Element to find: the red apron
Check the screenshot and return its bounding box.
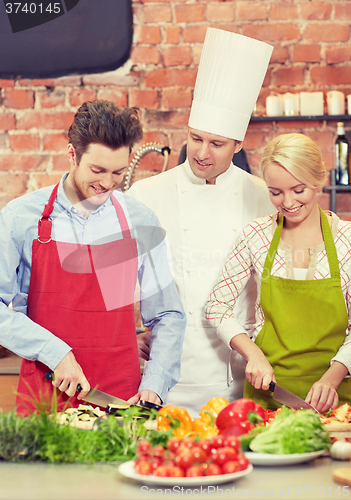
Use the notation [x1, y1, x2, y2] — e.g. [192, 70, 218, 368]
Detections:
[16, 183, 141, 414]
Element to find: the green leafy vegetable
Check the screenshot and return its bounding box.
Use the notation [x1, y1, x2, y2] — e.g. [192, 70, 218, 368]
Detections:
[0, 406, 168, 463]
[249, 407, 331, 454]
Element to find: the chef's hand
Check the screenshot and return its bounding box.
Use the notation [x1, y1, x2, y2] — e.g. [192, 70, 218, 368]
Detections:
[245, 352, 276, 391]
[53, 351, 90, 399]
[128, 390, 161, 406]
[305, 381, 339, 413]
[230, 332, 275, 391]
[137, 331, 151, 361]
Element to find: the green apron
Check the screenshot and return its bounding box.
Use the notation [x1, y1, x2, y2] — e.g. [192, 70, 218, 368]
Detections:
[244, 208, 351, 409]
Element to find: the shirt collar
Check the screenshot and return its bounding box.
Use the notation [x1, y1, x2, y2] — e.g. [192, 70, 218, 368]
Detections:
[183, 160, 236, 186]
[56, 172, 114, 216]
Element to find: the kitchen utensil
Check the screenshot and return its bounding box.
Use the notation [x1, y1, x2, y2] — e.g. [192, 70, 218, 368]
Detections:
[269, 381, 319, 413]
[44, 372, 162, 411]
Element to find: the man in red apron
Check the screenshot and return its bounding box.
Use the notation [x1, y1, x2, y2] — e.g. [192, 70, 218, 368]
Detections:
[0, 100, 186, 414]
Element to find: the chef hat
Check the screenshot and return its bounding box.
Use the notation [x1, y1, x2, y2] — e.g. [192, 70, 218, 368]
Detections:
[188, 28, 273, 141]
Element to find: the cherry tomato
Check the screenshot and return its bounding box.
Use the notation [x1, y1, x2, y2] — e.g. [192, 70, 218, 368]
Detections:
[182, 438, 197, 449]
[153, 465, 171, 477]
[212, 446, 238, 465]
[175, 453, 194, 470]
[149, 457, 163, 472]
[237, 454, 251, 470]
[167, 437, 181, 453]
[137, 440, 151, 454]
[206, 463, 223, 476]
[152, 445, 165, 457]
[208, 436, 226, 449]
[168, 465, 185, 477]
[222, 460, 241, 474]
[191, 446, 208, 463]
[135, 460, 151, 475]
[199, 441, 212, 456]
[223, 436, 241, 453]
[186, 465, 205, 477]
[176, 444, 193, 457]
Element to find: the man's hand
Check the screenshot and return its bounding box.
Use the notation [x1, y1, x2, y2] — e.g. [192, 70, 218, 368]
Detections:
[128, 390, 161, 406]
[137, 331, 151, 361]
[53, 351, 90, 399]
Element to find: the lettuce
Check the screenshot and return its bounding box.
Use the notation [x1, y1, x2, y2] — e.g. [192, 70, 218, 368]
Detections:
[249, 407, 331, 454]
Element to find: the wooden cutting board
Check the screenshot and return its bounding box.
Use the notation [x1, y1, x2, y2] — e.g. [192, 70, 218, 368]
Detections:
[333, 468, 351, 486]
[323, 417, 351, 432]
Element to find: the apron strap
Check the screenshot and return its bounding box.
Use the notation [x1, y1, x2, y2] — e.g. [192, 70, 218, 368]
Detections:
[111, 194, 133, 239]
[38, 183, 59, 243]
[262, 207, 342, 287]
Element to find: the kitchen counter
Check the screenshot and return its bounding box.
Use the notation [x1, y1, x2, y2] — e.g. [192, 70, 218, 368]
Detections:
[0, 457, 350, 500]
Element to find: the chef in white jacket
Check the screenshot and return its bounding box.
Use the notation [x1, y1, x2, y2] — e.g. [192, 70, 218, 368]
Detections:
[128, 28, 274, 416]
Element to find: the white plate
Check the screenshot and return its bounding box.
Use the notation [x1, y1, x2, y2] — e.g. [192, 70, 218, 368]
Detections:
[118, 461, 253, 486]
[244, 449, 326, 466]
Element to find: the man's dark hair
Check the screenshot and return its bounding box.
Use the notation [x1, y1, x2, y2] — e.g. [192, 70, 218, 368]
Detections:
[68, 100, 143, 164]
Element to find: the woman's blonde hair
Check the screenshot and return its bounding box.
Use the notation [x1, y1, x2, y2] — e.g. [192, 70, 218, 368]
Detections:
[261, 133, 326, 188]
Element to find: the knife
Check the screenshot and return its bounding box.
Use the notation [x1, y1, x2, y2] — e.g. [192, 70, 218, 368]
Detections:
[44, 372, 162, 411]
[269, 381, 319, 413]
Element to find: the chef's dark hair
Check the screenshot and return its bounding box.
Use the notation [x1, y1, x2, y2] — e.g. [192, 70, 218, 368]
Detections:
[68, 100, 143, 165]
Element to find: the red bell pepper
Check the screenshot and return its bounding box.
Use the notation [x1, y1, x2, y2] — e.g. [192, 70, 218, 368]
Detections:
[216, 398, 266, 437]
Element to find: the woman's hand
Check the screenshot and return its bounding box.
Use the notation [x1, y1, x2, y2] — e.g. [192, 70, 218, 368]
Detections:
[305, 381, 339, 413]
[230, 333, 275, 391]
[245, 353, 276, 391]
[306, 361, 348, 413]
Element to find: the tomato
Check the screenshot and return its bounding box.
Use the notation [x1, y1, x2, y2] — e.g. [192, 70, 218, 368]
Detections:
[176, 444, 194, 457]
[152, 445, 165, 457]
[153, 465, 171, 477]
[149, 457, 163, 472]
[222, 436, 241, 453]
[135, 460, 151, 475]
[175, 453, 194, 470]
[186, 465, 205, 477]
[137, 440, 151, 454]
[167, 437, 181, 453]
[212, 446, 238, 465]
[182, 438, 197, 449]
[206, 463, 223, 476]
[199, 441, 212, 456]
[168, 465, 185, 478]
[222, 460, 241, 474]
[191, 446, 208, 463]
[237, 454, 251, 470]
[208, 436, 226, 449]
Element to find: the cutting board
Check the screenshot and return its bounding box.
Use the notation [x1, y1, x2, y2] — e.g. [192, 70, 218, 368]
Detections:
[333, 468, 351, 486]
[323, 417, 351, 433]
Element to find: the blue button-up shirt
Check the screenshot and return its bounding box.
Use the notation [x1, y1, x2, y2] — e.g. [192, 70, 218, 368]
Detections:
[0, 174, 186, 402]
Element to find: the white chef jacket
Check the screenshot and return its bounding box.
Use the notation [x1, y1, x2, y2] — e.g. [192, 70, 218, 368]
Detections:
[127, 160, 274, 416]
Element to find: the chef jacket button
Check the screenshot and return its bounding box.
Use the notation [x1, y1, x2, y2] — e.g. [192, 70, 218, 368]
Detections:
[183, 227, 189, 231]
[188, 310, 194, 314]
[232, 228, 237, 232]
[181, 189, 187, 194]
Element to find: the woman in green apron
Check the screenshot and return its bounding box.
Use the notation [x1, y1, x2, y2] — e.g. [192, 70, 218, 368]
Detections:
[206, 133, 351, 413]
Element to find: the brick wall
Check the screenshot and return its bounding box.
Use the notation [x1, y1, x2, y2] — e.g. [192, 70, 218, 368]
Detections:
[1, 0, 351, 217]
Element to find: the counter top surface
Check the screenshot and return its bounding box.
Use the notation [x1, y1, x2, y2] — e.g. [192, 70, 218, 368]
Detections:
[0, 457, 350, 500]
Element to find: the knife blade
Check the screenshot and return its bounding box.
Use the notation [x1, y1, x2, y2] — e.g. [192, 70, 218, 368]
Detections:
[44, 371, 162, 411]
[269, 381, 319, 413]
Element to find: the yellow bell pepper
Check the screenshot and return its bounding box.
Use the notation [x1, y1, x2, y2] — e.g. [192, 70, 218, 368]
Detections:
[192, 397, 229, 440]
[157, 405, 193, 439]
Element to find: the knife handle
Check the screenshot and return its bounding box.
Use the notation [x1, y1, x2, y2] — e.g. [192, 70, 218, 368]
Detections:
[45, 371, 82, 392]
[269, 381, 275, 392]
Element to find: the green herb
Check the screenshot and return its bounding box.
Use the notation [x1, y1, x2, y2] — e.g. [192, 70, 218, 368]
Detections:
[0, 406, 164, 463]
[249, 407, 331, 454]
